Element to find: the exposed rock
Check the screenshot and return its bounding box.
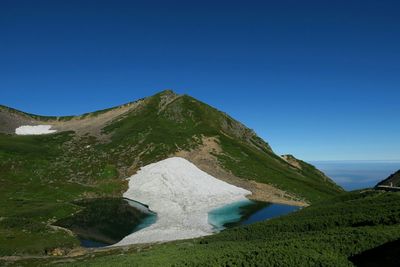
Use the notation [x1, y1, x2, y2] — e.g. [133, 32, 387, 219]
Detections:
[281, 154, 302, 169]
[49, 248, 66, 256]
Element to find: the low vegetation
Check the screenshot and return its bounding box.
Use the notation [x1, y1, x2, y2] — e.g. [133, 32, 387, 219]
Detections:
[6, 190, 399, 266]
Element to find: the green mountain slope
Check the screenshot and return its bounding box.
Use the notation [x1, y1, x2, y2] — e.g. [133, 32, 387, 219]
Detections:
[0, 90, 343, 256]
[376, 170, 400, 188]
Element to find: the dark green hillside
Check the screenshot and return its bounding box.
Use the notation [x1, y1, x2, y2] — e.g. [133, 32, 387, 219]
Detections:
[376, 170, 400, 188]
[349, 238, 400, 267]
[11, 190, 400, 266]
[0, 90, 343, 256]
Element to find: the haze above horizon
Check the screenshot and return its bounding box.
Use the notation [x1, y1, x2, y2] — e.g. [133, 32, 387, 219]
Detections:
[1, 0, 399, 161]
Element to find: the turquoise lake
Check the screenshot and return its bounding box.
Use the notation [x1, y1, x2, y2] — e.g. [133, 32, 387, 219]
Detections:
[71, 198, 299, 248]
[208, 199, 300, 231]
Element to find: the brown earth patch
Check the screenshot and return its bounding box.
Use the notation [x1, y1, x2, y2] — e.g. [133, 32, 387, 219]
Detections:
[175, 136, 308, 207]
[281, 155, 302, 170]
[0, 98, 146, 139]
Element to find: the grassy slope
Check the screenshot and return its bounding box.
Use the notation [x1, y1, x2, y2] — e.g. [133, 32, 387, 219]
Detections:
[376, 170, 400, 187]
[0, 132, 80, 255]
[0, 91, 342, 256]
[11, 190, 400, 266]
[103, 92, 343, 202]
[0, 132, 126, 255]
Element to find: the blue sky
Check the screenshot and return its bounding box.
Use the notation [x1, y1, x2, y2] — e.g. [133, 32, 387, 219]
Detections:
[1, 0, 399, 161]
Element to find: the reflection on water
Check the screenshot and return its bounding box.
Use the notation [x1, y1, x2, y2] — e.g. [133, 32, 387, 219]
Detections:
[241, 203, 300, 225]
[79, 239, 108, 248]
[208, 199, 300, 231]
[55, 198, 157, 248]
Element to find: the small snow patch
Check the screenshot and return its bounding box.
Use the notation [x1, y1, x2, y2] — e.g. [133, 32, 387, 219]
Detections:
[15, 125, 57, 135]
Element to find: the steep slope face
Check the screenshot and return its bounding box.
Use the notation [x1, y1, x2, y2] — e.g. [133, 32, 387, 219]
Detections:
[281, 154, 340, 190]
[376, 170, 400, 187]
[0, 90, 343, 255]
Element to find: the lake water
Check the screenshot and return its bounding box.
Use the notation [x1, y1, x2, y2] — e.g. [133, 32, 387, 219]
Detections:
[310, 161, 400, 191]
[55, 198, 157, 248]
[208, 199, 300, 231]
[62, 198, 299, 248]
[208, 160, 400, 230]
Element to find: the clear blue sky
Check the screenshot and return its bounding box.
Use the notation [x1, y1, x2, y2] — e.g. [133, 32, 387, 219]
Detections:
[1, 0, 399, 161]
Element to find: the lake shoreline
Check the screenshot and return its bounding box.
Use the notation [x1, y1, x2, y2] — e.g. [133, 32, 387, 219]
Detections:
[113, 157, 251, 246]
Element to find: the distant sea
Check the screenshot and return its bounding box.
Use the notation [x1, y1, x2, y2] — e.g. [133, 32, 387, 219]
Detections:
[309, 161, 400, 191]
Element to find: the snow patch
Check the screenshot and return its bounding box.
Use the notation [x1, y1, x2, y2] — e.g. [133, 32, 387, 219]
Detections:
[15, 125, 57, 135]
[114, 157, 251, 246]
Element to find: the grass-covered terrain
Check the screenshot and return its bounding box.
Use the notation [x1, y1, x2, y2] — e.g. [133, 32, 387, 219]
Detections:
[6, 190, 400, 266]
[0, 135, 126, 255]
[0, 90, 343, 257]
[376, 169, 400, 187]
[216, 136, 341, 201]
[349, 238, 400, 266]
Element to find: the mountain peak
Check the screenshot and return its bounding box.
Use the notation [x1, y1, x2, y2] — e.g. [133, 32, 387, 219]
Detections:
[157, 89, 178, 97]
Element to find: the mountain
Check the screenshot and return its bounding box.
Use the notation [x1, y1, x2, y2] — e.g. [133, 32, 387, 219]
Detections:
[0, 90, 343, 255]
[376, 170, 400, 188]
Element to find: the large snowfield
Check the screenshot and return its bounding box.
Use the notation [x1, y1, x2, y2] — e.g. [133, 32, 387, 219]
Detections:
[114, 157, 251, 246]
[15, 125, 57, 135]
